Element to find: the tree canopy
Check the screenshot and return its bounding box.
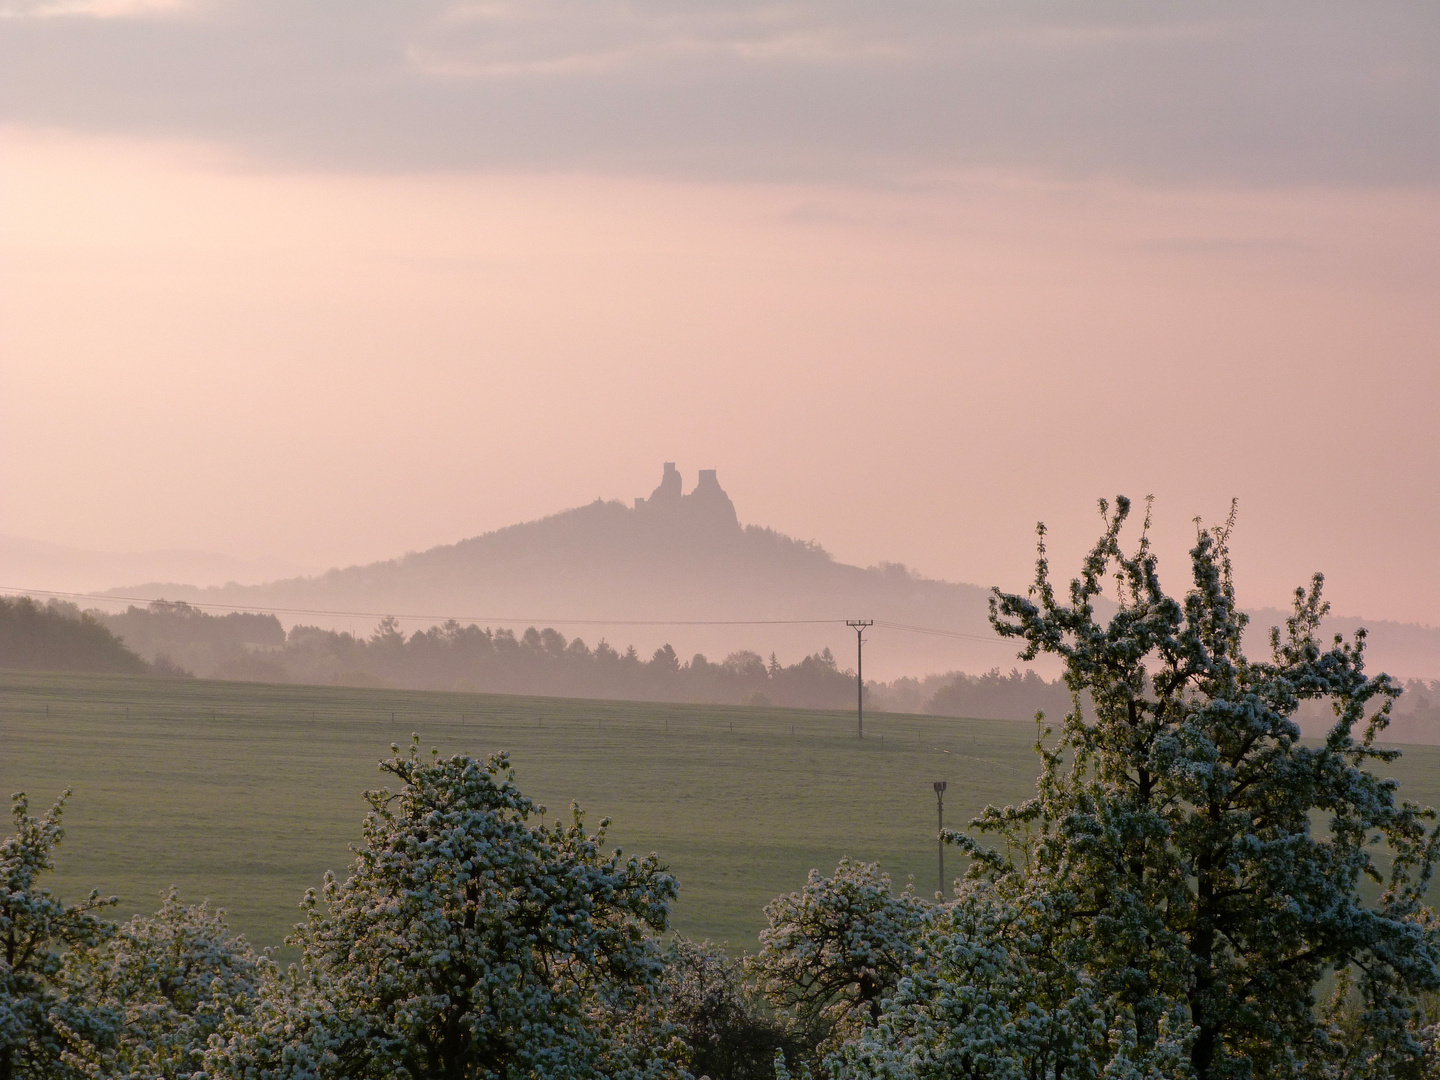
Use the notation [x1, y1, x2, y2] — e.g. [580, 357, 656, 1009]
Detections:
[0, 597, 147, 677]
[750, 860, 928, 1056]
[204, 741, 683, 1080]
[842, 497, 1440, 1080]
[0, 792, 115, 1080]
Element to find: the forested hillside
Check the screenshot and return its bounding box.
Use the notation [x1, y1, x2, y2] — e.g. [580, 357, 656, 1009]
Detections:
[101, 599, 286, 676]
[0, 595, 149, 675]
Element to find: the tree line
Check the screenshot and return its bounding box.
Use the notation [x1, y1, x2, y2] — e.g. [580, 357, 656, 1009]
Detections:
[96, 602, 864, 709]
[23, 597, 1078, 717]
[7, 594, 1440, 736]
[7, 501, 1440, 1078]
[0, 596, 149, 677]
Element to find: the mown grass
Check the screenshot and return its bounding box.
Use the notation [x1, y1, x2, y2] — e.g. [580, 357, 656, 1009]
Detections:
[4, 671, 1438, 957]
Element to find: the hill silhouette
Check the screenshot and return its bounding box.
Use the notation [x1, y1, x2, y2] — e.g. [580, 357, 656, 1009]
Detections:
[105, 465, 1006, 679]
[103, 464, 1440, 683]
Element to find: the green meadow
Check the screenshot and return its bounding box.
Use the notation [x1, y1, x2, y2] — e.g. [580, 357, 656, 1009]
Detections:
[4, 671, 1439, 956]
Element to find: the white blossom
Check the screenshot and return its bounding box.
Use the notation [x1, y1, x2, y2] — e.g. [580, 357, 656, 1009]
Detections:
[749, 859, 929, 1055]
[58, 889, 262, 1079]
[0, 791, 115, 1080]
[204, 738, 684, 1080]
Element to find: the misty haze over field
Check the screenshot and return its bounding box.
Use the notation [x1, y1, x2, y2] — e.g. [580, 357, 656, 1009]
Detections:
[3, 464, 1428, 685]
[88, 464, 1008, 681]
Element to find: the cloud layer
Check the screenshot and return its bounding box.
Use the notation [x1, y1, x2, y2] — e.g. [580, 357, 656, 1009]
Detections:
[2, 0, 1437, 183]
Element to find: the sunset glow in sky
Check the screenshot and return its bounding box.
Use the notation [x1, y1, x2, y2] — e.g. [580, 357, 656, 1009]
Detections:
[2, 2, 1438, 627]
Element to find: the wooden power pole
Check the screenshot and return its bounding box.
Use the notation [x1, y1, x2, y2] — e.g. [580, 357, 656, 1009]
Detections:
[846, 620, 873, 739]
[934, 780, 948, 897]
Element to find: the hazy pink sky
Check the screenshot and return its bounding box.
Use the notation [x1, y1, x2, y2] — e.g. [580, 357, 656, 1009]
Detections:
[2, 3, 1438, 628]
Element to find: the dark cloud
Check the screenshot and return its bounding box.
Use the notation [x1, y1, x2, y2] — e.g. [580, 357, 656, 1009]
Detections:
[2, 0, 1437, 184]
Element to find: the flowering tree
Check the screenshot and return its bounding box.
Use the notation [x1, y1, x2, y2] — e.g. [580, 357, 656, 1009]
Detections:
[748, 859, 929, 1055]
[835, 886, 1193, 1080]
[206, 740, 684, 1080]
[0, 791, 115, 1080]
[57, 889, 261, 1080]
[917, 498, 1439, 1079]
[659, 938, 799, 1080]
[835, 500, 1440, 1079]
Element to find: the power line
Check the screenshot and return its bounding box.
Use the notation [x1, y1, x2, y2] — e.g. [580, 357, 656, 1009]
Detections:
[0, 586, 838, 627]
[874, 619, 1009, 645]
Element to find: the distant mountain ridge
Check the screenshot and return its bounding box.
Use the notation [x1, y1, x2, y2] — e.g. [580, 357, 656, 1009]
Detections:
[102, 465, 1440, 681]
[0, 533, 312, 593]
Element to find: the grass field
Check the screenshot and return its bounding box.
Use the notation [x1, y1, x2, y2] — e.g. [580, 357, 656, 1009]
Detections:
[5, 671, 1440, 958]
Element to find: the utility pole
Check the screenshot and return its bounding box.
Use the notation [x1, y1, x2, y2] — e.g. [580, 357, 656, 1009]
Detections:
[846, 620, 873, 739]
[933, 780, 948, 897]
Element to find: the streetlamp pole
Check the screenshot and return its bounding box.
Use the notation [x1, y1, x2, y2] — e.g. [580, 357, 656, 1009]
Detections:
[846, 620, 873, 739]
[933, 780, 948, 898]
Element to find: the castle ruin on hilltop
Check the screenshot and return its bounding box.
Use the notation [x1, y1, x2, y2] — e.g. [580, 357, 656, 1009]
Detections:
[633, 463, 741, 534]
